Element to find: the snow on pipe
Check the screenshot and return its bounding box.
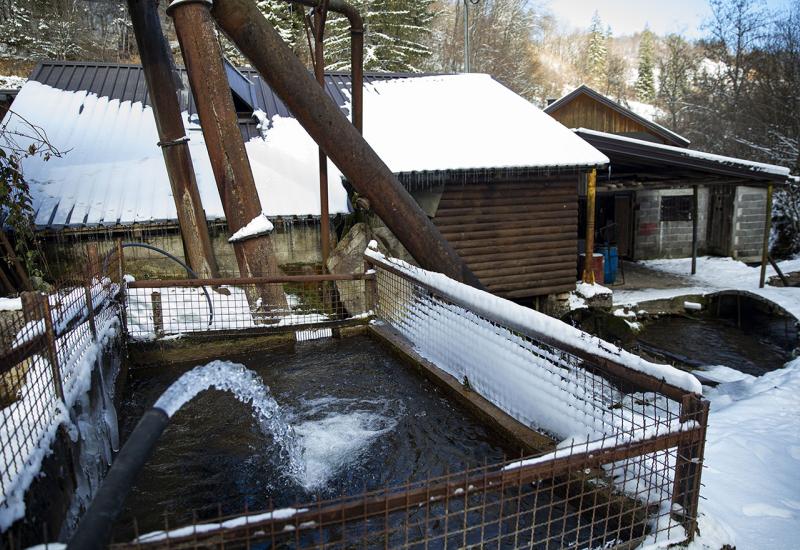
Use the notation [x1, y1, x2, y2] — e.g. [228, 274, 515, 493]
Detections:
[67, 408, 170, 550]
[102, 242, 214, 328]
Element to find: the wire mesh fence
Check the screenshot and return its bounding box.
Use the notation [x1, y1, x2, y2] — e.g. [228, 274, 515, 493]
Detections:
[125, 273, 374, 341]
[0, 246, 123, 527]
[99, 251, 707, 549]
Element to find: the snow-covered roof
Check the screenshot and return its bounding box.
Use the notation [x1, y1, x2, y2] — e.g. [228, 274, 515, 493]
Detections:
[4, 62, 607, 231]
[575, 128, 791, 180]
[362, 74, 609, 173]
[545, 85, 691, 148]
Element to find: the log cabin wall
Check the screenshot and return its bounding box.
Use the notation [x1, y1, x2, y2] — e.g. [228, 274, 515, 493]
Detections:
[431, 173, 580, 300]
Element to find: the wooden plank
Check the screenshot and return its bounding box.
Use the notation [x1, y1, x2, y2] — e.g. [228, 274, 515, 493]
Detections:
[485, 270, 577, 291]
[474, 260, 576, 280]
[453, 232, 577, 252]
[438, 192, 576, 207]
[434, 211, 576, 231]
[436, 201, 576, 218]
[460, 242, 578, 261]
[502, 283, 576, 299]
[442, 180, 576, 194]
[434, 208, 578, 227]
[444, 225, 577, 245]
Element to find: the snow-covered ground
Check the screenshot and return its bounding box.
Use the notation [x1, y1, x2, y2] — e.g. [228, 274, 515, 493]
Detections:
[614, 255, 800, 320]
[611, 256, 800, 549]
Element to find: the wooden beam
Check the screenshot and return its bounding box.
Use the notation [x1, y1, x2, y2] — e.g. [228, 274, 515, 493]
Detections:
[582, 169, 597, 283]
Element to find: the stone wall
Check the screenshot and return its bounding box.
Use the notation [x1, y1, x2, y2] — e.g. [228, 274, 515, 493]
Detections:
[732, 186, 767, 262]
[633, 187, 709, 260]
[42, 220, 334, 279]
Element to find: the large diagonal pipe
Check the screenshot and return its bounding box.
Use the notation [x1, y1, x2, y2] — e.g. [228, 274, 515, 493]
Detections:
[211, 0, 481, 287]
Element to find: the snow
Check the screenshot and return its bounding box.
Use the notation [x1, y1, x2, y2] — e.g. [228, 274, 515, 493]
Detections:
[567, 282, 612, 310]
[361, 74, 609, 172]
[575, 128, 791, 177]
[135, 507, 308, 543]
[0, 75, 26, 90]
[614, 256, 800, 321]
[227, 212, 274, 242]
[684, 358, 800, 550]
[2, 81, 349, 230]
[367, 245, 701, 395]
[0, 297, 21, 311]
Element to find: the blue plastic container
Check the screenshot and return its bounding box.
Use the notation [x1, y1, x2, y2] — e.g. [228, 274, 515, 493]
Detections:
[601, 246, 618, 284]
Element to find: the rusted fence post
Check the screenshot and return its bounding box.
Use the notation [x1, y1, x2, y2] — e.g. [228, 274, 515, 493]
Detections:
[582, 169, 597, 284]
[38, 293, 65, 402]
[759, 184, 774, 288]
[116, 238, 129, 335]
[671, 393, 710, 540]
[87, 243, 100, 279]
[84, 283, 98, 341]
[313, 3, 331, 269]
[151, 291, 164, 339]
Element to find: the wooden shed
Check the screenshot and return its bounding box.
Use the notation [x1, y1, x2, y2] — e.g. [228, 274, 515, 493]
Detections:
[545, 85, 690, 147]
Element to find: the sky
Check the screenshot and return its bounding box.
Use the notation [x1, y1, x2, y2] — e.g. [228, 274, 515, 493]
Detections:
[544, 0, 794, 37]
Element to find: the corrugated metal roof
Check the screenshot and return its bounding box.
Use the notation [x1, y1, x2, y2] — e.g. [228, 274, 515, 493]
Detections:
[29, 60, 406, 141]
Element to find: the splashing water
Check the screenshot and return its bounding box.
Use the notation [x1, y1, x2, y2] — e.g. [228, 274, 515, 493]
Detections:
[153, 361, 305, 481]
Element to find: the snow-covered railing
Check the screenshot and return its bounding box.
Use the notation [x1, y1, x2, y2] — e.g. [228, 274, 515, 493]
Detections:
[0, 277, 122, 530]
[365, 244, 709, 547]
[124, 273, 375, 341]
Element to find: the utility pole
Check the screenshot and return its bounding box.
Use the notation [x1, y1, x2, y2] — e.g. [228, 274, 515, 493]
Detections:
[463, 0, 479, 73]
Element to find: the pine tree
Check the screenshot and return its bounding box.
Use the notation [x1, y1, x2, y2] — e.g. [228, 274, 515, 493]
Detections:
[585, 12, 607, 88]
[324, 0, 435, 73]
[635, 27, 656, 102]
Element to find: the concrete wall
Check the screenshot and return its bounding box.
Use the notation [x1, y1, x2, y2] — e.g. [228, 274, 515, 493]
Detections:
[732, 186, 767, 262]
[634, 187, 709, 260]
[43, 220, 334, 279]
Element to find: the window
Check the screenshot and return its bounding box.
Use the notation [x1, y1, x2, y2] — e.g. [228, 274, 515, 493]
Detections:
[660, 195, 692, 222]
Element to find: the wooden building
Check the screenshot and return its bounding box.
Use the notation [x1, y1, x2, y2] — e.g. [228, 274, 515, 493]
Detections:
[545, 86, 790, 268]
[4, 63, 608, 301]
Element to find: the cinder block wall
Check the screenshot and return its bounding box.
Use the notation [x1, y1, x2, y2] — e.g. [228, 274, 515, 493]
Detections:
[732, 186, 767, 262]
[633, 188, 709, 260]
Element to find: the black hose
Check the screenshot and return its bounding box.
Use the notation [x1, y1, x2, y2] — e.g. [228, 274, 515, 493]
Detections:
[67, 408, 171, 550]
[103, 242, 214, 328]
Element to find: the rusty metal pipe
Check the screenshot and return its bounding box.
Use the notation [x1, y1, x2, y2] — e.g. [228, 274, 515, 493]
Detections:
[287, 0, 363, 133]
[168, 0, 286, 309]
[313, 4, 331, 267]
[211, 0, 480, 287]
[126, 0, 219, 279]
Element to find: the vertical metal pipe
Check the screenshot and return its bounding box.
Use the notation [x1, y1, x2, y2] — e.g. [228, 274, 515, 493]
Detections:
[211, 0, 481, 287]
[168, 0, 286, 307]
[314, 5, 331, 268]
[582, 169, 597, 284]
[126, 0, 219, 279]
[691, 185, 698, 275]
[759, 184, 773, 288]
[463, 0, 469, 73]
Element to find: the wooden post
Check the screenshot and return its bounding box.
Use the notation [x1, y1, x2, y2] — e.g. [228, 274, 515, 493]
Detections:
[87, 243, 100, 278]
[582, 169, 597, 284]
[84, 284, 98, 341]
[759, 184, 774, 288]
[691, 185, 699, 275]
[116, 239, 128, 335]
[39, 293, 65, 402]
[364, 259, 377, 313]
[671, 394, 710, 540]
[151, 291, 164, 339]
